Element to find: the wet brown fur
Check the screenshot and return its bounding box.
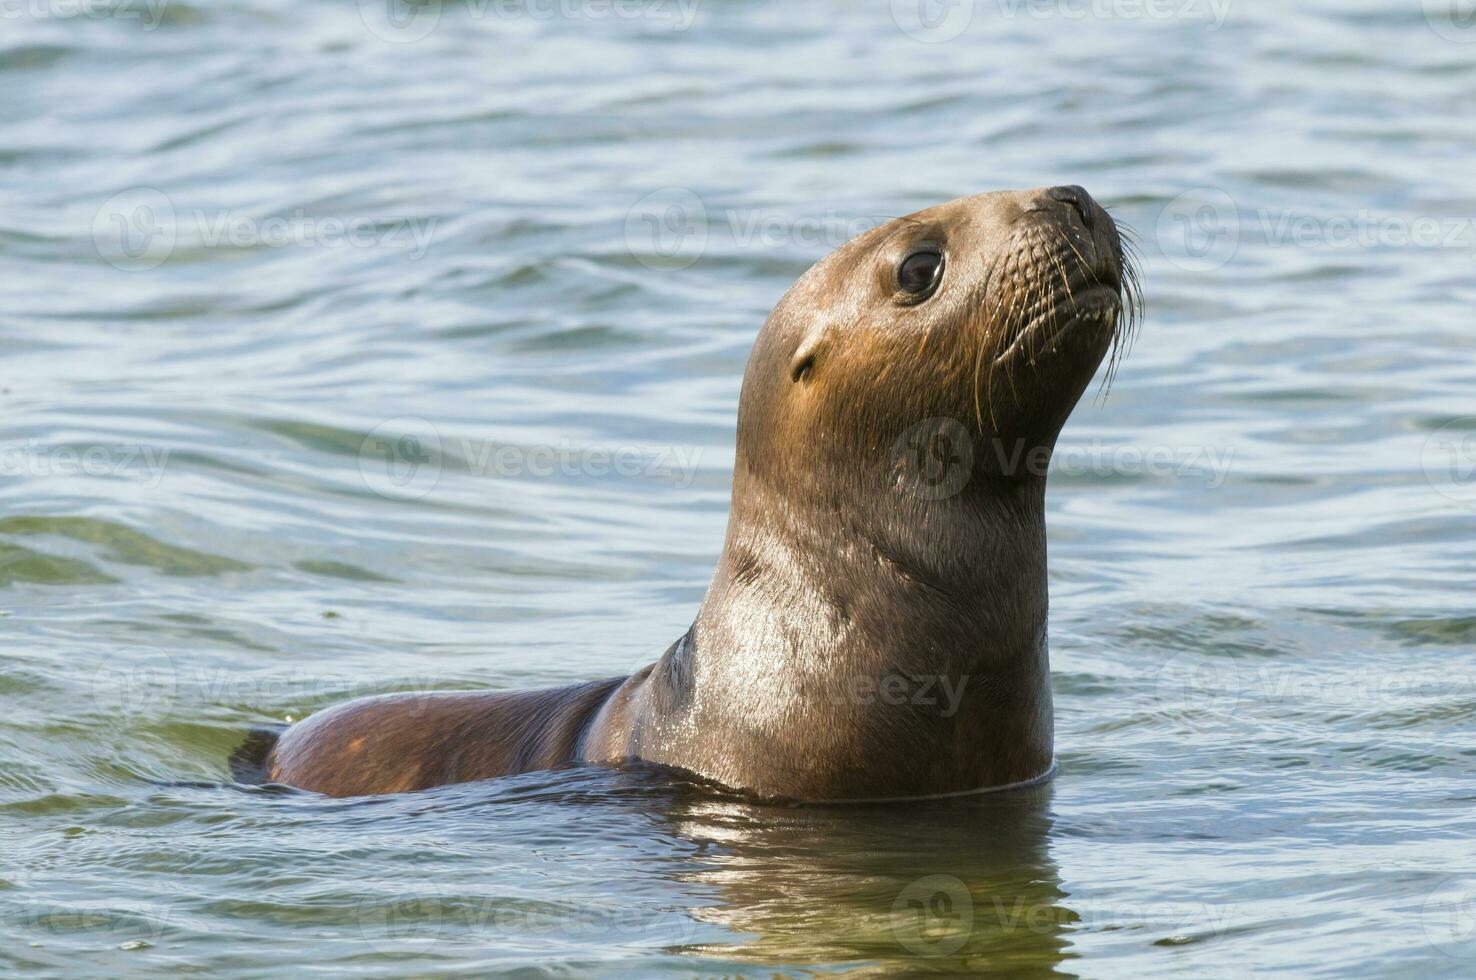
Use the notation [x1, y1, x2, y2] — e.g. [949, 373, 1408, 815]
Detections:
[260, 187, 1139, 800]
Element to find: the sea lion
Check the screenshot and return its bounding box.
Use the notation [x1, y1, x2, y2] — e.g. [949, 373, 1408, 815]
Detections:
[259, 185, 1138, 800]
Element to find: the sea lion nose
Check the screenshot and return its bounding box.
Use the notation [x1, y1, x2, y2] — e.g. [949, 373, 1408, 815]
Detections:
[1015, 185, 1123, 291]
[1044, 185, 1096, 230]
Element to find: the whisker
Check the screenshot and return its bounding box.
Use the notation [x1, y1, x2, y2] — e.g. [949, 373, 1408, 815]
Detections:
[1093, 220, 1144, 403]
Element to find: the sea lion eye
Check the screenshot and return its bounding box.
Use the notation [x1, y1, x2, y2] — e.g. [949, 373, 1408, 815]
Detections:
[897, 249, 944, 297]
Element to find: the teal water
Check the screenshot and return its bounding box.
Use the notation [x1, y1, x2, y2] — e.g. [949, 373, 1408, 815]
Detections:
[4, 1, 1476, 975]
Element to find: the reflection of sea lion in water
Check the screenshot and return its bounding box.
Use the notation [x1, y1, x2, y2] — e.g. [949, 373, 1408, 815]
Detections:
[663, 787, 1071, 970]
[259, 186, 1138, 800]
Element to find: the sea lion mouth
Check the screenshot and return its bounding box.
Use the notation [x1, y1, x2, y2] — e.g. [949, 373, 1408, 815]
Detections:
[984, 245, 1134, 364]
[1094, 259, 1124, 294]
[969, 201, 1141, 426]
[992, 283, 1122, 368]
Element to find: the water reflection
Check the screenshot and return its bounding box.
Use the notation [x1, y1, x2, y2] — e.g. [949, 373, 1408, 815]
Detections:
[659, 782, 1074, 976]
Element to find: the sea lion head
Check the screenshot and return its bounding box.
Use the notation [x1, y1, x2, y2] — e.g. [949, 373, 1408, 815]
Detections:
[735, 186, 1139, 503]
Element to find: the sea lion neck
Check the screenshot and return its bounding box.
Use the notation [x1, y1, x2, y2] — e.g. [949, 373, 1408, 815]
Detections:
[700, 465, 1051, 670]
[634, 470, 1055, 800]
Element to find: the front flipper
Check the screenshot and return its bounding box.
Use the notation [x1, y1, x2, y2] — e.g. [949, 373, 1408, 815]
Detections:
[265, 678, 627, 797]
[228, 725, 286, 785]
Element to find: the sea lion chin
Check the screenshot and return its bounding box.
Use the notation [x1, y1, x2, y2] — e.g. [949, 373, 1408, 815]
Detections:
[257, 186, 1139, 801]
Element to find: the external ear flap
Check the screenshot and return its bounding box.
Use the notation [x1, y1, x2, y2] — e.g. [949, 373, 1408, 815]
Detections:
[789, 336, 822, 383]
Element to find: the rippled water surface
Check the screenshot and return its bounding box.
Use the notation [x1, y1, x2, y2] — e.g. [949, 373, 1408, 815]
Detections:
[4, 1, 1476, 976]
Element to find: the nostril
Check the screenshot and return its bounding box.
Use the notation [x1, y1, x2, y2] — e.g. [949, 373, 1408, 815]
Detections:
[1047, 185, 1094, 230]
